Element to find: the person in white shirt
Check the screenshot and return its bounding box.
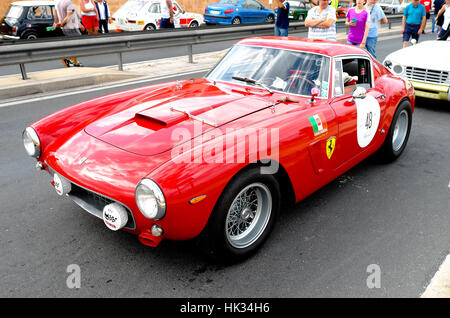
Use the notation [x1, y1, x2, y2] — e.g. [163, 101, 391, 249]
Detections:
[95, 0, 112, 33]
[304, 0, 337, 41]
[160, 0, 174, 29]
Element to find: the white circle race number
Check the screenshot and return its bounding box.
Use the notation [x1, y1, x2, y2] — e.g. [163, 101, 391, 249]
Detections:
[355, 95, 380, 148]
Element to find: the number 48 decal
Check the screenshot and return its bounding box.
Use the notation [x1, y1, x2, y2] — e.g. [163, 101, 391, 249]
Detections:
[365, 112, 373, 129]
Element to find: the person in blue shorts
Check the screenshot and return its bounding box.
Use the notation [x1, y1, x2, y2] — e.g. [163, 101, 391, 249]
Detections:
[401, 0, 426, 47]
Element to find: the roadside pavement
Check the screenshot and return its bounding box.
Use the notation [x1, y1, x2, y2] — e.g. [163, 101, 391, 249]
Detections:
[0, 25, 429, 102]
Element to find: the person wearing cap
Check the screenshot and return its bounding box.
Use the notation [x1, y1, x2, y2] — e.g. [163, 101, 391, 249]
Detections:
[401, 0, 426, 48]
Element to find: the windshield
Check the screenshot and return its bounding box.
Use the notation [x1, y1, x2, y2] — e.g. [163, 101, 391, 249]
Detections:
[118, 0, 147, 13]
[289, 1, 302, 6]
[207, 45, 331, 97]
[6, 5, 24, 19]
[219, 0, 241, 5]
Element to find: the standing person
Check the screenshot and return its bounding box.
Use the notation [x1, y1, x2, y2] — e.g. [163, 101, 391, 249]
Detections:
[401, 0, 426, 48]
[160, 0, 175, 29]
[436, 0, 450, 40]
[95, 0, 112, 33]
[420, 0, 432, 33]
[80, 0, 99, 34]
[365, 0, 388, 58]
[53, 0, 83, 67]
[305, 0, 337, 41]
[345, 0, 370, 48]
[275, 1, 290, 36]
[432, 0, 445, 34]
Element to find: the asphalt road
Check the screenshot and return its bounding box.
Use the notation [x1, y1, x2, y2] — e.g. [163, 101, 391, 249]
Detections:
[1, 33, 449, 298]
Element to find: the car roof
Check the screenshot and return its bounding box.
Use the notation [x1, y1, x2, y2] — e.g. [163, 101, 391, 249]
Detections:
[236, 37, 370, 58]
[11, 1, 55, 6]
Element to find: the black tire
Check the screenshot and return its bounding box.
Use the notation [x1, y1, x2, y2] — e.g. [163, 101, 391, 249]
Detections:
[378, 99, 412, 162]
[22, 31, 38, 40]
[144, 24, 156, 31]
[266, 15, 274, 24]
[232, 17, 241, 25]
[189, 21, 199, 28]
[199, 167, 280, 262]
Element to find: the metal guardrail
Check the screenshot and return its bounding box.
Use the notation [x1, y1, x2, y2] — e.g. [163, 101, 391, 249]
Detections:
[0, 14, 404, 80]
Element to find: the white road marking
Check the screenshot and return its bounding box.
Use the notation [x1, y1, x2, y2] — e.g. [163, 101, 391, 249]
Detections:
[0, 68, 210, 108]
[421, 254, 450, 298]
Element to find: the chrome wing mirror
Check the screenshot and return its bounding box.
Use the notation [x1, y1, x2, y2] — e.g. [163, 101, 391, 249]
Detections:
[349, 87, 367, 102]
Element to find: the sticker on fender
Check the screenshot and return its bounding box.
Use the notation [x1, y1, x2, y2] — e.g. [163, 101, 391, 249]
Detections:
[309, 113, 328, 136]
[355, 95, 380, 148]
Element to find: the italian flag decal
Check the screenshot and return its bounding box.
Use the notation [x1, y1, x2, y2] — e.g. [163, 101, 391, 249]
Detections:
[309, 113, 328, 136]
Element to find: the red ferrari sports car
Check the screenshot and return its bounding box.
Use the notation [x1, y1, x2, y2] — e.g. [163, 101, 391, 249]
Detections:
[23, 37, 414, 261]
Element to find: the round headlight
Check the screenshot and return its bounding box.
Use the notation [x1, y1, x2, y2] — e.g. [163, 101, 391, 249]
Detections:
[135, 179, 166, 220]
[22, 127, 41, 158]
[393, 64, 404, 75]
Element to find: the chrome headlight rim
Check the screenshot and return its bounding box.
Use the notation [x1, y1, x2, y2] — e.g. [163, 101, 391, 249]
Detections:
[22, 127, 41, 158]
[392, 63, 404, 76]
[135, 178, 166, 220]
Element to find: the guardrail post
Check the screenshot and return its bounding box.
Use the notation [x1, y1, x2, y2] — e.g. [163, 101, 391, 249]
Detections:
[19, 64, 28, 80]
[389, 21, 392, 29]
[188, 44, 194, 64]
[118, 52, 123, 71]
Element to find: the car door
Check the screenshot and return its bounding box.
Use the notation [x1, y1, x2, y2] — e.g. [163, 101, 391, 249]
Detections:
[241, 0, 265, 23]
[26, 6, 53, 37]
[329, 56, 388, 169]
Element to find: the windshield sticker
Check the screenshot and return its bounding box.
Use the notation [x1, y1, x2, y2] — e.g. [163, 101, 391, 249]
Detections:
[272, 77, 287, 91]
[321, 81, 329, 97]
[309, 113, 328, 137]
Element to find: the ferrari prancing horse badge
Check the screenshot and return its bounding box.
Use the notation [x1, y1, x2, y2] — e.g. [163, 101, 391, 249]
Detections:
[326, 137, 336, 159]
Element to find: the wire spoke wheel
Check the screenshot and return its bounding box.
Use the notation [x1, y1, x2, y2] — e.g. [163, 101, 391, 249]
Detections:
[225, 182, 272, 249]
[392, 109, 409, 152]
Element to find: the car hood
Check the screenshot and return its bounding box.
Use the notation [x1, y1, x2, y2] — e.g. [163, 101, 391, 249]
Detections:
[84, 79, 274, 156]
[385, 41, 450, 72]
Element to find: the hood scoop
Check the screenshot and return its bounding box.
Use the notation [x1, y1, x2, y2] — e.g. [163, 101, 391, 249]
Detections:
[85, 81, 275, 156]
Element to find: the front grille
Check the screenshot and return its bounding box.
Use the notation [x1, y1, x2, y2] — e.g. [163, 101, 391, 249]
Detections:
[46, 164, 136, 230]
[405, 67, 449, 85]
[69, 183, 136, 230]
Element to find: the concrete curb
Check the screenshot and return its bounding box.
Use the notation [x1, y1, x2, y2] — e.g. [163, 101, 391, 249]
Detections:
[0, 25, 417, 102]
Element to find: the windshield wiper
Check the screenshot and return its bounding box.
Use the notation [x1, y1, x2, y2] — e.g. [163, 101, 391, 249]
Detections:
[232, 76, 273, 95]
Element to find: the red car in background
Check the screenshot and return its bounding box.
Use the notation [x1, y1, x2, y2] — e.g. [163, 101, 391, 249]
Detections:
[23, 37, 414, 261]
[336, 1, 353, 18]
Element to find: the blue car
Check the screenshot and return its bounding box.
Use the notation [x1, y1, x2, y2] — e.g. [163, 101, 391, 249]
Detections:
[204, 0, 275, 25]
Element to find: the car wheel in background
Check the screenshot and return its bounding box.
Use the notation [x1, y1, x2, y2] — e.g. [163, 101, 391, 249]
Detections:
[22, 31, 38, 40]
[266, 15, 274, 23]
[189, 21, 199, 28]
[199, 167, 280, 262]
[298, 14, 305, 22]
[378, 99, 412, 162]
[232, 17, 241, 25]
[144, 24, 156, 31]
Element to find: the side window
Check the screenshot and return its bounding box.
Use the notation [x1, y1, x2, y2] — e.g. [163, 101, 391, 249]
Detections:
[334, 60, 344, 97]
[149, 3, 160, 14]
[341, 58, 372, 94]
[27, 6, 51, 20]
